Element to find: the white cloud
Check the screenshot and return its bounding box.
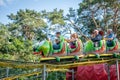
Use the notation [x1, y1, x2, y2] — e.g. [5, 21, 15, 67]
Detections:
[0, 0, 6, 6]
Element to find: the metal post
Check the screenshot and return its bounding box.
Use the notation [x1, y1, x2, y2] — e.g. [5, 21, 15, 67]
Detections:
[6, 67, 9, 77]
[46, 71, 48, 78]
[42, 64, 46, 80]
[56, 72, 57, 80]
[106, 64, 110, 80]
[116, 59, 120, 80]
[36, 68, 39, 80]
[72, 69, 74, 80]
[36, 73, 39, 80]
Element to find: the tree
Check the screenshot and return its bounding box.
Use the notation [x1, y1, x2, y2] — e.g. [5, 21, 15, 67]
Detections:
[42, 8, 65, 25]
[41, 9, 71, 38]
[0, 23, 10, 54]
[77, 0, 120, 39]
[7, 9, 47, 40]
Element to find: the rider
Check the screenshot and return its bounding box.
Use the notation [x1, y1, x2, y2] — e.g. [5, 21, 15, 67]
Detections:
[91, 30, 102, 47]
[67, 33, 78, 48]
[105, 29, 115, 47]
[53, 32, 64, 50]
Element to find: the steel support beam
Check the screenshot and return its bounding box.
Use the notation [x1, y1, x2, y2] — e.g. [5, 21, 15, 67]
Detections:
[106, 64, 110, 80]
[42, 64, 46, 80]
[6, 67, 9, 77]
[72, 69, 74, 80]
[116, 59, 119, 80]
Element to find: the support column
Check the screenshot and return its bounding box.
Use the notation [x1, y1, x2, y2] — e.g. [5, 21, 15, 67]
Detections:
[42, 64, 46, 80]
[55, 71, 57, 80]
[116, 59, 119, 80]
[106, 64, 110, 80]
[6, 67, 9, 77]
[72, 69, 74, 80]
[36, 73, 39, 80]
[46, 71, 48, 78]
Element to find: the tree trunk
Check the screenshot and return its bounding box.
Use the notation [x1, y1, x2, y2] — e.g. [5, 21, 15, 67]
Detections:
[91, 11, 99, 28]
[68, 19, 89, 40]
[113, 7, 119, 34]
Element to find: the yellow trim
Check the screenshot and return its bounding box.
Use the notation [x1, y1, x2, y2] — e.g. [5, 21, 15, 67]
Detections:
[41, 53, 115, 61]
[87, 53, 113, 57]
[0, 53, 119, 79]
[41, 55, 84, 60]
[0, 59, 116, 69]
[0, 61, 43, 69]
[46, 59, 114, 69]
[0, 53, 118, 69]
[2, 71, 42, 80]
[2, 69, 68, 80]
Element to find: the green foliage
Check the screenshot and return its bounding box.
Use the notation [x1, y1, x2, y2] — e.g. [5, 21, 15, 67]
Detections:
[42, 9, 65, 25]
[0, 0, 120, 79]
[8, 9, 47, 27]
[7, 9, 47, 40]
[47, 72, 66, 80]
[68, 0, 120, 39]
[0, 10, 44, 61]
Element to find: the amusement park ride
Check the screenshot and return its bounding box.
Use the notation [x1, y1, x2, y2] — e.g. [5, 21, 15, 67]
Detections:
[1, 32, 120, 80]
[31, 39, 120, 80]
[33, 36, 120, 62]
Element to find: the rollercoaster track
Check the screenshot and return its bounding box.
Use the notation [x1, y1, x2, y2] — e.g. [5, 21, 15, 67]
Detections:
[0, 53, 120, 69]
[0, 53, 120, 80]
[2, 69, 69, 80]
[0, 59, 119, 79]
[0, 59, 40, 64]
[0, 53, 112, 63]
[0, 53, 117, 64]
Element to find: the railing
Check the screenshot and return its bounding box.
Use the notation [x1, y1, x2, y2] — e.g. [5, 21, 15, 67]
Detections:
[0, 53, 120, 80]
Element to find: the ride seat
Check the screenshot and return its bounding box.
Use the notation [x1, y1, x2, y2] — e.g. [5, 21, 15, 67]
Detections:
[94, 40, 103, 51]
[107, 40, 116, 50]
[52, 41, 65, 53]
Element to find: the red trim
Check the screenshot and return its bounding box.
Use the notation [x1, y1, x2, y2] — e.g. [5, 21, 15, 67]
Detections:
[70, 41, 81, 53]
[52, 43, 66, 56]
[34, 51, 45, 57]
[109, 42, 118, 51]
[95, 43, 105, 53]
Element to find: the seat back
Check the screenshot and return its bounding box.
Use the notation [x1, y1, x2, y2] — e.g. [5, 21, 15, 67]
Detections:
[36, 40, 50, 56]
[52, 40, 65, 53]
[94, 40, 103, 50]
[68, 40, 80, 52]
[84, 40, 94, 53]
[84, 40, 105, 53]
[107, 39, 117, 50]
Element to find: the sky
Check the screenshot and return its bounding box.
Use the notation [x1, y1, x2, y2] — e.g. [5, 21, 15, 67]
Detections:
[0, 0, 82, 24]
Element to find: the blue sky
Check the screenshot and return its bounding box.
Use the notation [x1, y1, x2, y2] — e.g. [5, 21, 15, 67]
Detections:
[0, 0, 82, 24]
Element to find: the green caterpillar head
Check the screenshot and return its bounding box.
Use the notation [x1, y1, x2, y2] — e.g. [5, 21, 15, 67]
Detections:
[33, 40, 46, 52]
[33, 42, 40, 52]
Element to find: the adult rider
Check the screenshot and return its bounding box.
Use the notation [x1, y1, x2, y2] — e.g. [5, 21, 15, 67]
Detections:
[105, 29, 115, 47]
[66, 33, 78, 49]
[91, 30, 102, 47]
[53, 32, 64, 50]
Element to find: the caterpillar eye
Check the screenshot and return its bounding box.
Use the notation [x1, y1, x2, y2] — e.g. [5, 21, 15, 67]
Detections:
[33, 47, 37, 52]
[9, 39, 13, 42]
[37, 38, 40, 40]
